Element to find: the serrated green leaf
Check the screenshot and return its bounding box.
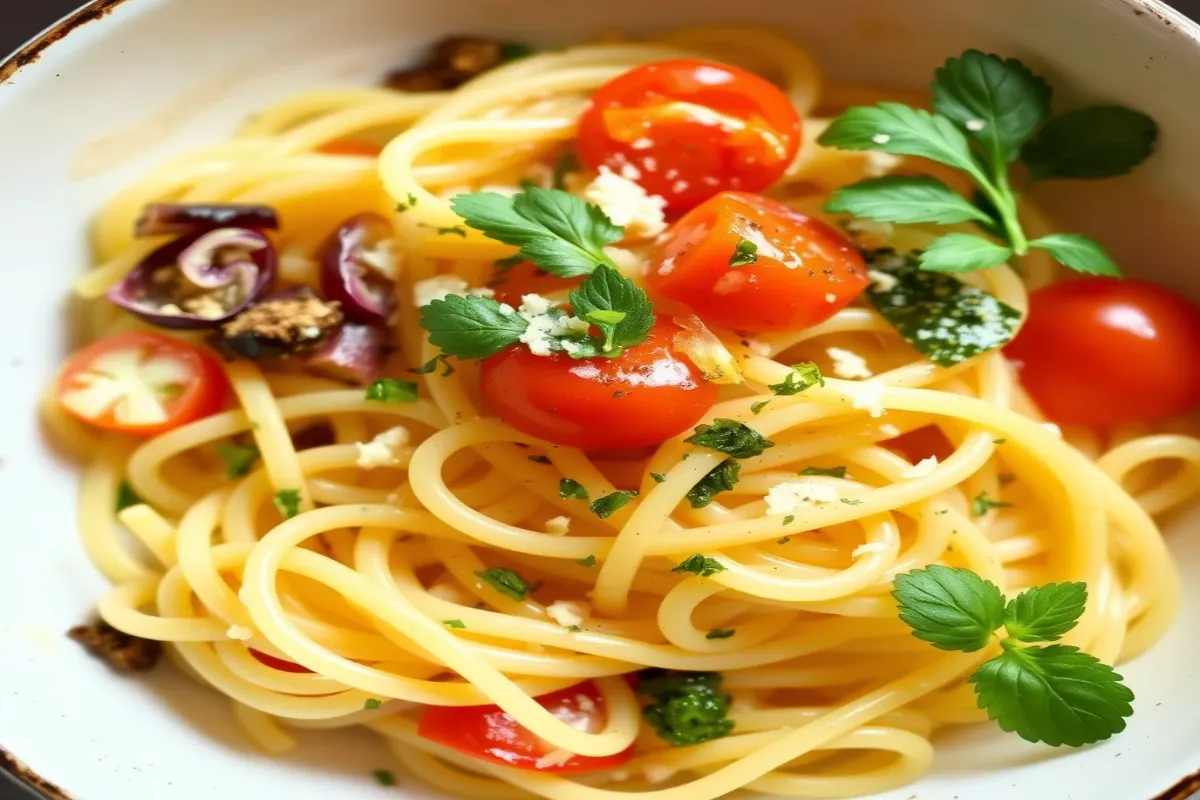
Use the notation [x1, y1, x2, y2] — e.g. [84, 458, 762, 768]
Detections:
[932, 50, 1052, 166]
[686, 460, 741, 509]
[568, 264, 655, 356]
[893, 565, 1005, 652]
[1022, 106, 1158, 180]
[825, 176, 992, 225]
[970, 188, 1008, 241]
[419, 294, 529, 359]
[817, 102, 985, 179]
[919, 233, 1013, 273]
[1004, 582, 1087, 642]
[970, 643, 1133, 746]
[1028, 233, 1121, 277]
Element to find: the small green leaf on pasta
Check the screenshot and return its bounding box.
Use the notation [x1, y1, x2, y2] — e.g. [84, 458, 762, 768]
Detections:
[672, 555, 726, 578]
[686, 460, 741, 509]
[589, 490, 638, 519]
[559, 478, 589, 500]
[442, 619, 466, 629]
[419, 294, 529, 360]
[474, 567, 530, 601]
[918, 233, 1013, 273]
[893, 565, 1005, 652]
[115, 481, 142, 512]
[365, 378, 420, 403]
[273, 489, 302, 520]
[363, 698, 383, 710]
[971, 491, 1013, 516]
[215, 442, 260, 478]
[800, 466, 847, 479]
[706, 629, 735, 640]
[576, 555, 597, 567]
[768, 363, 824, 396]
[685, 419, 775, 459]
[650, 472, 668, 483]
[1004, 583, 1087, 642]
[825, 176, 992, 225]
[372, 769, 397, 787]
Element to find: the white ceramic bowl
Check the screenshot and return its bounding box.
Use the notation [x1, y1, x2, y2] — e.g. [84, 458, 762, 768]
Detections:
[2, 1, 1199, 798]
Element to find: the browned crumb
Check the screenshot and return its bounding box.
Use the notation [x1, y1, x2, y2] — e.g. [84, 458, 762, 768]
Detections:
[385, 36, 508, 92]
[218, 289, 344, 359]
[68, 619, 162, 673]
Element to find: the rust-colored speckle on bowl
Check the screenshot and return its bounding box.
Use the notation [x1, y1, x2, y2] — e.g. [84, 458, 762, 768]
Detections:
[0, 0, 131, 84]
[0, 746, 71, 800]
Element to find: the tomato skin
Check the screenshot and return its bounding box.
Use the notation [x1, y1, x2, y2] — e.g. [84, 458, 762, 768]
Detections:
[57, 333, 231, 435]
[577, 60, 802, 211]
[318, 140, 382, 157]
[1006, 277, 1200, 426]
[418, 681, 632, 774]
[480, 317, 718, 450]
[887, 426, 955, 464]
[249, 649, 313, 673]
[489, 260, 580, 308]
[647, 192, 868, 333]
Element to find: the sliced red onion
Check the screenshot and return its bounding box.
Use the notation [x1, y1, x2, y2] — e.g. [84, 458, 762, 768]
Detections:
[319, 214, 398, 326]
[135, 204, 279, 238]
[302, 323, 390, 385]
[108, 228, 276, 330]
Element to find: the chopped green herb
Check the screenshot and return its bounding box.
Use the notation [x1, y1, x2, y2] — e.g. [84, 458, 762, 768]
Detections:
[841, 498, 864, 506]
[993, 438, 1007, 444]
[650, 472, 668, 483]
[443, 619, 466, 629]
[273, 489, 302, 519]
[499, 41, 536, 63]
[777, 536, 791, 544]
[559, 478, 589, 500]
[552, 150, 580, 190]
[686, 460, 740, 509]
[750, 400, 770, 415]
[972, 491, 1013, 516]
[437, 225, 468, 237]
[800, 466, 847, 479]
[638, 669, 734, 746]
[672, 554, 726, 577]
[782, 516, 795, 526]
[215, 442, 260, 478]
[706, 629, 735, 640]
[372, 769, 397, 787]
[365, 379, 419, 403]
[685, 419, 775, 459]
[395, 192, 419, 212]
[768, 363, 824, 395]
[576, 555, 597, 567]
[363, 698, 383, 710]
[528, 455, 552, 464]
[411, 354, 456, 377]
[729, 238, 758, 267]
[590, 490, 638, 519]
[474, 568, 530, 601]
[566, 624, 583, 633]
[115, 481, 142, 512]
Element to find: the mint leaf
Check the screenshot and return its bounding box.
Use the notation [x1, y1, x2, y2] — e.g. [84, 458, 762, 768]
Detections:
[893, 565, 1005, 652]
[970, 643, 1134, 746]
[919, 233, 1013, 273]
[817, 102, 985, 179]
[729, 238, 758, 267]
[1028, 233, 1121, 277]
[474, 567, 530, 601]
[685, 419, 775, 459]
[451, 187, 623, 278]
[865, 250, 1019, 367]
[686, 460, 740, 509]
[1022, 106, 1157, 180]
[559, 478, 589, 500]
[589, 490, 637, 519]
[768, 363, 824, 396]
[825, 176, 992, 225]
[568, 264, 655, 356]
[1004, 583, 1087, 643]
[215, 442, 260, 478]
[932, 50, 1051, 167]
[365, 378, 419, 403]
[671, 554, 726, 577]
[419, 294, 528, 359]
[274, 489, 302, 520]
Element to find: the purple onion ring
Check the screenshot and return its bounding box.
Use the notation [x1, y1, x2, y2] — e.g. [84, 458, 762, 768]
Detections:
[319, 213, 398, 326]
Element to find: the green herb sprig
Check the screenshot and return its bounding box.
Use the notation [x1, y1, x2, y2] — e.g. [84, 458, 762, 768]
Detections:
[638, 670, 735, 746]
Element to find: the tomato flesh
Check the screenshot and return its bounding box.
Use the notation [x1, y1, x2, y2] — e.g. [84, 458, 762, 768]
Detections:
[1006, 277, 1200, 426]
[481, 317, 718, 450]
[249, 649, 313, 673]
[489, 260, 580, 308]
[418, 681, 632, 774]
[577, 60, 802, 211]
[57, 332, 231, 435]
[647, 191, 868, 333]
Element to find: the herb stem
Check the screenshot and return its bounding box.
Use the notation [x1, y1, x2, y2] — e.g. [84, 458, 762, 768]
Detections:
[987, 171, 1029, 255]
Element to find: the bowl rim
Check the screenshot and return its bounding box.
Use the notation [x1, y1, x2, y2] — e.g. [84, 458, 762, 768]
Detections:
[2, 1, 1200, 799]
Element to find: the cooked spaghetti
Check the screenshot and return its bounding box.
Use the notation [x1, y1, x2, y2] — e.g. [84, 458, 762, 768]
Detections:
[46, 26, 1200, 800]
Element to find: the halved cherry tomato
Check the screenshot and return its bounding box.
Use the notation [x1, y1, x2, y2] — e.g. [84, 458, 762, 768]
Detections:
[489, 260, 580, 308]
[647, 191, 869, 333]
[1006, 277, 1200, 426]
[577, 60, 802, 211]
[418, 681, 632, 774]
[887, 426, 955, 464]
[57, 332, 231, 435]
[481, 317, 718, 449]
[249, 649, 313, 673]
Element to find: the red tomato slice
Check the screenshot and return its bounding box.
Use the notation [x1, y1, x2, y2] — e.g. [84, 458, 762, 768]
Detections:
[480, 317, 719, 450]
[57, 332, 231, 436]
[418, 681, 632, 774]
[249, 649, 313, 673]
[318, 140, 382, 157]
[1005, 277, 1200, 426]
[489, 260, 581, 308]
[647, 191, 869, 333]
[577, 60, 802, 211]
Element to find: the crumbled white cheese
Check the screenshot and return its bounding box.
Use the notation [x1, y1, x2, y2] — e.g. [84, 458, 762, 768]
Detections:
[852, 542, 889, 557]
[868, 269, 899, 292]
[765, 480, 841, 516]
[355, 426, 410, 469]
[871, 133, 891, 144]
[631, 137, 654, 150]
[544, 516, 571, 535]
[576, 694, 597, 713]
[227, 626, 253, 641]
[657, 256, 677, 276]
[413, 275, 493, 307]
[516, 294, 589, 356]
[619, 162, 642, 180]
[824, 292, 837, 303]
[827, 347, 873, 379]
[905, 456, 939, 479]
[644, 765, 678, 785]
[582, 166, 667, 240]
[965, 119, 986, 131]
[535, 750, 575, 769]
[844, 379, 887, 418]
[358, 239, 400, 279]
[546, 600, 590, 629]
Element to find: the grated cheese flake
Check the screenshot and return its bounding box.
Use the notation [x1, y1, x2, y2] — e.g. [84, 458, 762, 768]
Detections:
[355, 426, 411, 469]
[827, 347, 873, 379]
[765, 480, 841, 516]
[582, 166, 667, 240]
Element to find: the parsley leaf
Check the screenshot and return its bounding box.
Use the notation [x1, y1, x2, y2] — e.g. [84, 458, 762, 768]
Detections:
[577, 555, 597, 567]
[474, 567, 530, 601]
[686, 460, 741, 509]
[729, 238, 758, 267]
[1004, 583, 1087, 643]
[559, 479, 589, 500]
[826, 176, 992, 225]
[365, 378, 419, 403]
[568, 264, 655, 356]
[970, 643, 1133, 746]
[638, 670, 734, 747]
[817, 102, 986, 180]
[768, 362, 824, 396]
[116, 481, 142, 512]
[273, 489, 302, 520]
[841, 498, 863, 506]
[706, 629, 735, 640]
[932, 50, 1052, 168]
[215, 442, 260, 478]
[363, 698, 382, 710]
[411, 354, 456, 376]
[419, 294, 529, 359]
[650, 472, 668, 483]
[893, 565, 1005, 652]
[672, 554, 726, 577]
[1022, 106, 1157, 180]
[800, 466, 846, 479]
[590, 490, 638, 519]
[451, 187, 623, 278]
[685, 419, 775, 459]
[972, 491, 1013, 516]
[750, 400, 769, 415]
[781, 518, 794, 527]
[443, 619, 466, 629]
[1028, 233, 1121, 277]
[919, 233, 1013, 273]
